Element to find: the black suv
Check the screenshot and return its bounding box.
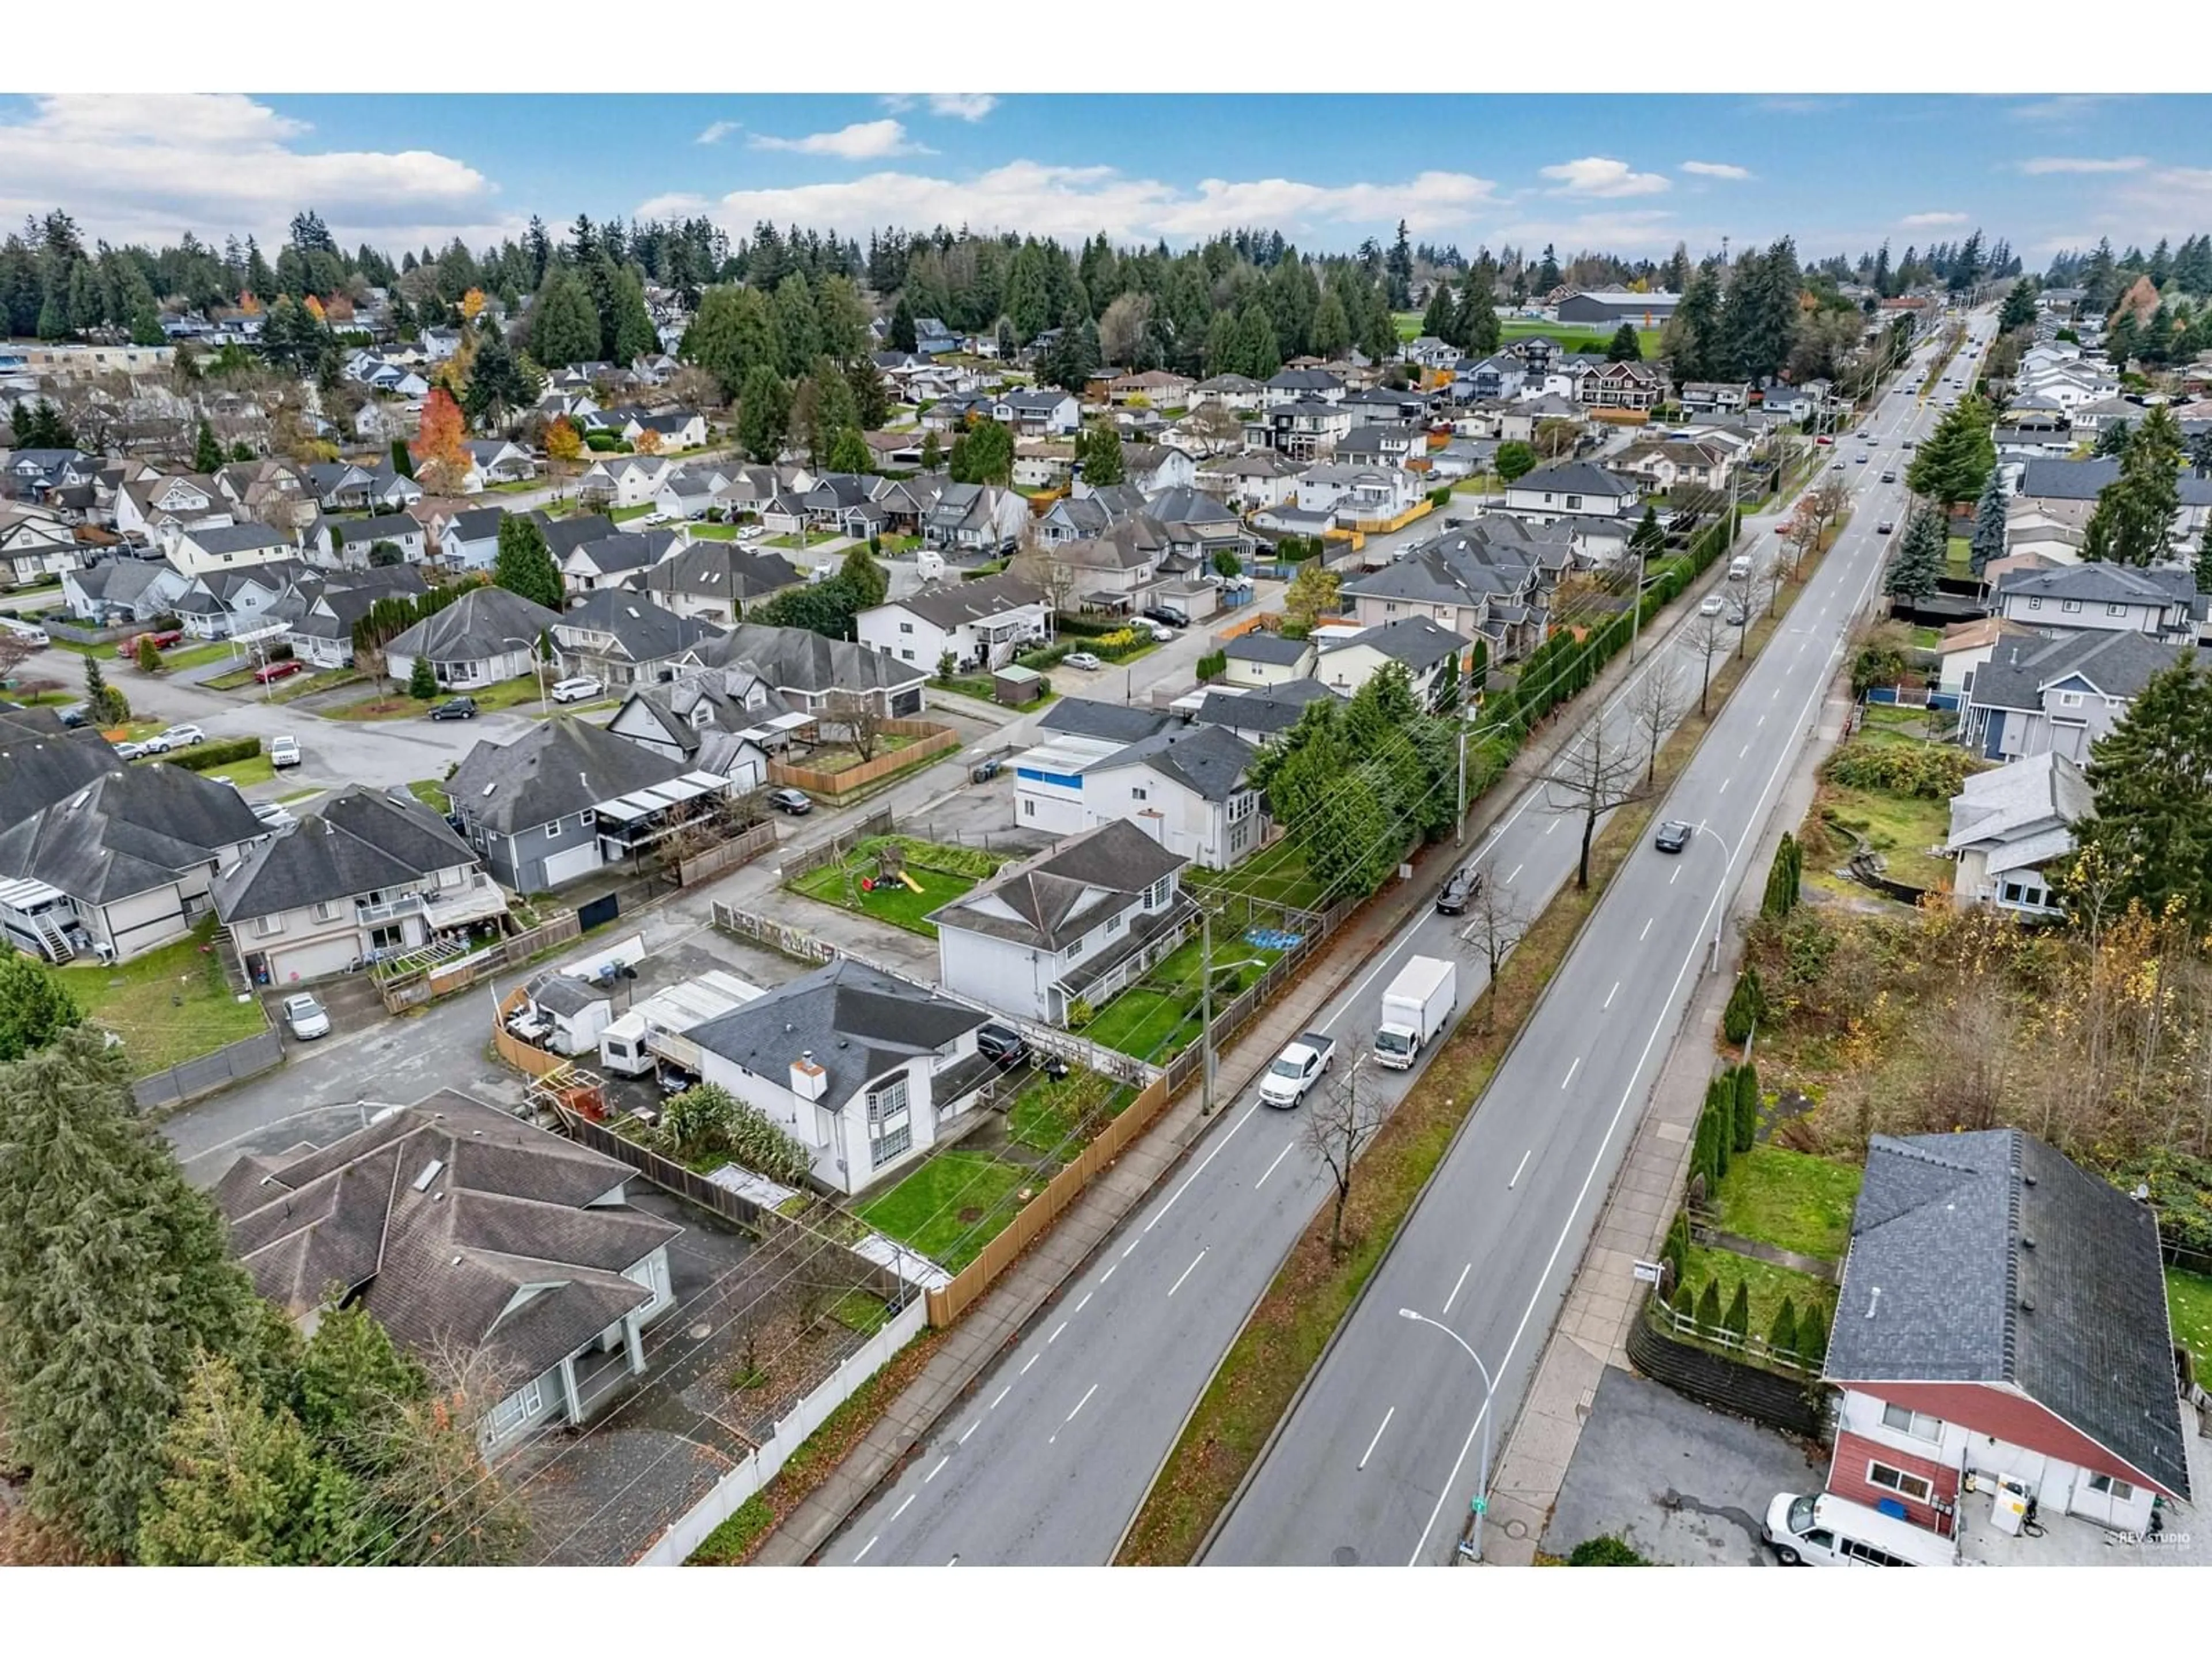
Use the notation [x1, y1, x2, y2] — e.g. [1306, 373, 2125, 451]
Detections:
[1435, 865, 1484, 915]
[976, 1022, 1028, 1065]
[427, 696, 478, 721]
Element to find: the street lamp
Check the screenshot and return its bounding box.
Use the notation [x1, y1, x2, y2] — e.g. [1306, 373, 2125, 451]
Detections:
[1397, 1307, 1498, 1564]
[1688, 820, 1732, 974]
[499, 635, 550, 715]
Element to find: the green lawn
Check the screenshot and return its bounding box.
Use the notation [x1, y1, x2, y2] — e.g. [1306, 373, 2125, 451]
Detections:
[609, 503, 653, 522]
[687, 521, 738, 539]
[1498, 318, 1666, 357]
[2167, 1267, 2212, 1374]
[329, 672, 546, 722]
[1679, 1243, 1835, 1346]
[1709, 1145, 1863, 1262]
[200, 666, 264, 692]
[1007, 1070, 1136, 1158]
[157, 641, 238, 673]
[789, 857, 979, 937]
[1083, 934, 1282, 1062]
[1824, 782, 1952, 892]
[55, 918, 269, 1078]
[275, 785, 325, 806]
[199, 754, 276, 790]
[1946, 535, 1973, 578]
[858, 1150, 1035, 1272]
[1187, 843, 1327, 912]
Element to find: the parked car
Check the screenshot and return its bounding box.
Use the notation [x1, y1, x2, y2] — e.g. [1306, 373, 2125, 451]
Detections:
[1653, 820, 1692, 854]
[976, 1022, 1029, 1066]
[270, 734, 301, 768]
[251, 801, 297, 831]
[550, 676, 604, 703]
[1434, 865, 1484, 915]
[969, 757, 1002, 783]
[1814, 435, 1833, 446]
[113, 740, 147, 760]
[56, 702, 88, 729]
[1142, 622, 1177, 644]
[427, 696, 478, 720]
[117, 628, 183, 658]
[1064, 650, 1104, 672]
[1141, 607, 1187, 629]
[767, 786, 813, 815]
[153, 724, 206, 749]
[282, 993, 331, 1040]
[253, 658, 304, 684]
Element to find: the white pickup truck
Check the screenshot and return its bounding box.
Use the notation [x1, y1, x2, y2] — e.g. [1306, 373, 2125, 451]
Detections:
[1259, 1031, 1336, 1108]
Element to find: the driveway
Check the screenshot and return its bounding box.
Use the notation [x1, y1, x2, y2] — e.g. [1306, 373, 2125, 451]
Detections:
[1540, 1367, 1823, 1566]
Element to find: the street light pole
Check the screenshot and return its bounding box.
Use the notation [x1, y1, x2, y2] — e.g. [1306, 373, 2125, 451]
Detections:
[1692, 821, 1730, 974]
[1398, 1308, 1498, 1563]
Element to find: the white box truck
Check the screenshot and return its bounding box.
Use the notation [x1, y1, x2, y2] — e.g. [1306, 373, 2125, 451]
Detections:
[1374, 956, 1456, 1070]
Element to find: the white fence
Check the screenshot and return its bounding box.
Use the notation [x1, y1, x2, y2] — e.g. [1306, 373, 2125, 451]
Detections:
[635, 1296, 929, 1566]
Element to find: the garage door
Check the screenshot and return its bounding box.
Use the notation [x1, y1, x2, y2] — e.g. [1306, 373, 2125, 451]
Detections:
[541, 842, 601, 888]
[892, 687, 922, 717]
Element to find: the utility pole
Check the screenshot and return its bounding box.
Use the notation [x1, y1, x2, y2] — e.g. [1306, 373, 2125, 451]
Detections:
[1199, 906, 1215, 1118]
[1455, 725, 1468, 847]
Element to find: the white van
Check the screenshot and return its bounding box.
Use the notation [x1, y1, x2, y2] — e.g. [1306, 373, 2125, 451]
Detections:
[1727, 554, 1753, 581]
[1763, 1492, 1956, 1567]
[0, 616, 51, 648]
[914, 548, 947, 582]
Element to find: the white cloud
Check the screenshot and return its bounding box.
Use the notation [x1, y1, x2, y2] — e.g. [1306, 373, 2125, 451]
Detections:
[1900, 211, 1969, 228]
[0, 93, 512, 251]
[928, 94, 998, 122]
[2019, 154, 2147, 175]
[1680, 160, 1752, 181]
[651, 160, 1499, 246]
[694, 120, 740, 146]
[1539, 157, 1671, 199]
[1491, 209, 1685, 257]
[2009, 94, 2117, 122]
[751, 119, 928, 160]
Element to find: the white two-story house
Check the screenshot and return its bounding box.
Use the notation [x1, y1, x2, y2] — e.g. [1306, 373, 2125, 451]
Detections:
[857, 570, 1048, 674]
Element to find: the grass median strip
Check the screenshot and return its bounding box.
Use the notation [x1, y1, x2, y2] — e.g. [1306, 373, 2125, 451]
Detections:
[1115, 546, 1833, 1565]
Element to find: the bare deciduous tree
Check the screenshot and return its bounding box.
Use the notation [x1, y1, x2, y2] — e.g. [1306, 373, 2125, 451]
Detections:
[1463, 876, 1531, 1033]
[822, 688, 886, 763]
[1681, 609, 1733, 717]
[1631, 658, 1685, 784]
[1181, 401, 1244, 454]
[1542, 713, 1648, 889]
[1304, 1062, 1387, 1254]
[1757, 551, 1790, 619]
[1010, 531, 1080, 623]
[0, 629, 43, 685]
[1097, 292, 1154, 368]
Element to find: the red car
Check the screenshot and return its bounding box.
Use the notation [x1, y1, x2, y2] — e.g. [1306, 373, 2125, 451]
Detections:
[118, 628, 184, 657]
[253, 658, 305, 684]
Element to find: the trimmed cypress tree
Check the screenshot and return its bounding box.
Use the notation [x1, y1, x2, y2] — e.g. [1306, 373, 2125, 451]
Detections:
[1769, 1296, 1800, 1361]
[1762, 832, 1800, 917]
[1721, 1279, 1751, 1340]
[1722, 967, 1765, 1044]
[1694, 1277, 1722, 1330]
[1733, 1062, 1760, 1154]
[1794, 1301, 1829, 1367]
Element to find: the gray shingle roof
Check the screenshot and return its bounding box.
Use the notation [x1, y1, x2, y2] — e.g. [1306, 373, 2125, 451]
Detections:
[529, 511, 619, 560]
[881, 571, 1045, 631]
[556, 588, 721, 665]
[687, 958, 985, 1115]
[213, 1090, 680, 1388]
[1512, 460, 1636, 499]
[1038, 698, 1174, 744]
[1320, 613, 1467, 672]
[344, 513, 421, 544]
[1225, 631, 1314, 665]
[692, 622, 924, 698]
[1191, 678, 1341, 738]
[214, 785, 475, 923]
[1825, 1129, 2191, 1501]
[930, 817, 1186, 952]
[1097, 722, 1257, 803]
[450, 717, 694, 834]
[2018, 456, 2212, 506]
[1968, 631, 2202, 714]
[184, 522, 291, 556]
[0, 761, 266, 904]
[1995, 562, 2195, 609]
[646, 541, 801, 607]
[387, 585, 563, 664]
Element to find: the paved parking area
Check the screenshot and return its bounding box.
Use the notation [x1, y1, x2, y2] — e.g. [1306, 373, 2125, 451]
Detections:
[1540, 1367, 1824, 1566]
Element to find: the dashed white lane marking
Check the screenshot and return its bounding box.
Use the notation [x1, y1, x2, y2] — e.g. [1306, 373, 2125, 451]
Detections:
[1560, 1057, 1580, 1090]
[1169, 1248, 1207, 1297]
[990, 1384, 1011, 1410]
[1122, 1238, 1139, 1259]
[1738, 744, 1749, 758]
[1101, 1263, 1116, 1283]
[1075, 1291, 1093, 1313]
[1020, 1353, 1040, 1376]
[891, 1494, 915, 1522]
[925, 1455, 950, 1484]
[1509, 863, 1524, 882]
[1256, 1141, 1294, 1190]
[1604, 981, 1619, 1010]
[1671, 866, 1681, 885]
[957, 1419, 982, 1445]
[1047, 1321, 1068, 1344]
[1048, 1382, 1101, 1445]
[1641, 917, 1654, 941]
[853, 1535, 878, 1562]
[1510, 1149, 1532, 1188]
[1719, 777, 1730, 796]
[1443, 1261, 1472, 1316]
[1546, 818, 1559, 835]
[1359, 1407, 1396, 1471]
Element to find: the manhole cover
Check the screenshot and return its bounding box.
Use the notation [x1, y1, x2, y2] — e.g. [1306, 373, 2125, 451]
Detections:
[689, 1322, 713, 1340]
[1332, 1545, 1359, 1566]
[1504, 1519, 1528, 1540]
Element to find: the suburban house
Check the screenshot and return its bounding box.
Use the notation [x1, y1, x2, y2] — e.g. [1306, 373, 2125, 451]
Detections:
[577, 454, 673, 510]
[1821, 1128, 2191, 1546]
[1960, 630, 2202, 764]
[1315, 615, 1469, 706]
[1189, 679, 1342, 745]
[212, 1092, 682, 1450]
[60, 556, 190, 624]
[1680, 381, 1753, 416]
[930, 817, 1197, 1027]
[172, 562, 304, 641]
[1121, 443, 1198, 495]
[115, 471, 233, 551]
[559, 529, 681, 597]
[1494, 394, 1587, 446]
[1195, 450, 1304, 511]
[1993, 563, 2199, 643]
[1289, 463, 1422, 528]
[619, 410, 707, 453]
[438, 506, 506, 572]
[1933, 616, 2039, 696]
[1262, 368, 1345, 408]
[692, 623, 927, 718]
[922, 482, 1028, 559]
[0, 501, 84, 583]
[857, 571, 1048, 674]
[1340, 520, 1570, 661]
[550, 589, 722, 688]
[1037, 482, 1150, 548]
[211, 783, 507, 984]
[989, 387, 1080, 436]
[448, 716, 731, 893]
[604, 665, 802, 794]
[1104, 369, 1195, 408]
[280, 565, 430, 669]
[0, 739, 267, 964]
[384, 584, 563, 694]
[644, 540, 802, 624]
[1144, 486, 1249, 562]
[170, 521, 296, 577]
[1012, 716, 1265, 869]
[1613, 438, 1734, 495]
[2015, 456, 2212, 542]
[1190, 373, 1264, 409]
[651, 468, 722, 523]
[1247, 398, 1357, 461]
[1944, 750, 2089, 916]
[682, 959, 996, 1197]
[1571, 359, 1671, 411]
[1501, 461, 1639, 521]
[325, 511, 429, 568]
[461, 438, 537, 489]
[1222, 631, 1317, 688]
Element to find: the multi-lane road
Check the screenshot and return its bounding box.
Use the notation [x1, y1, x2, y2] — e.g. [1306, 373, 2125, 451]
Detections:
[823, 311, 1992, 1567]
[1206, 311, 1997, 1566]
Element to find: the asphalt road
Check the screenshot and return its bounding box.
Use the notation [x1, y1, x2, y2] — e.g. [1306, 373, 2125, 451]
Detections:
[1204, 316, 1997, 1567]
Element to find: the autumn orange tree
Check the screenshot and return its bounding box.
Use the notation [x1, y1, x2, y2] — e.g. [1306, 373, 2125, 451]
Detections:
[634, 427, 663, 456]
[544, 416, 582, 474]
[411, 389, 469, 494]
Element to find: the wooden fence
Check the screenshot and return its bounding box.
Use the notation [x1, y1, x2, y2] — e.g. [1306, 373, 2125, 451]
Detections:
[381, 911, 584, 1013]
[675, 819, 778, 886]
[768, 719, 960, 798]
[926, 1071, 1171, 1327]
[711, 901, 846, 967]
[491, 987, 574, 1078]
[777, 807, 898, 883]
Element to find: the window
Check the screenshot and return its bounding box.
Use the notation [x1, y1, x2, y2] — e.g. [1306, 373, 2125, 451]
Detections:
[1565, 494, 1582, 510]
[2086, 1472, 2135, 1502]
[899, 621, 913, 634]
[488, 1377, 543, 1437]
[1023, 798, 1035, 817]
[1064, 934, 1086, 962]
[2062, 599, 2081, 613]
[868, 1075, 912, 1168]
[313, 900, 341, 923]
[2028, 596, 2043, 610]
[1106, 912, 1123, 933]
[1131, 786, 1148, 802]
[1880, 1403, 1943, 1442]
[252, 914, 283, 937]
[1145, 876, 1171, 908]
[2058, 690, 2084, 709]
[1840, 1539, 1908, 1567]
[2108, 603, 2127, 616]
[1867, 1461, 1934, 1503]
[544, 817, 560, 840]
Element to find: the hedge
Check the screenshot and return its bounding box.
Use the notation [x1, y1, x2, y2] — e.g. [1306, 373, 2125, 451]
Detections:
[1823, 740, 1971, 800]
[154, 734, 263, 772]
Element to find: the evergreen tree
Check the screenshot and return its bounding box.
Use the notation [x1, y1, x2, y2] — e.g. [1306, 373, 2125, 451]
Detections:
[888, 292, 918, 353]
[1769, 1297, 1800, 1361]
[736, 365, 791, 463]
[2095, 418, 2133, 459]
[1885, 507, 1948, 605]
[1905, 395, 1995, 506]
[1419, 282, 1454, 340]
[1694, 1277, 1722, 1330]
[1794, 1302, 1827, 1368]
[1722, 967, 1765, 1044]
[1310, 288, 1353, 359]
[681, 285, 782, 403]
[2084, 407, 2184, 567]
[2195, 528, 2212, 597]
[2075, 660, 2212, 925]
[1968, 468, 2008, 577]
[1080, 425, 1125, 487]
[825, 428, 873, 475]
[192, 418, 223, 474]
[0, 1028, 264, 1555]
[407, 653, 437, 700]
[490, 515, 562, 610]
[83, 654, 127, 726]
[1761, 834, 1799, 918]
[1721, 1279, 1751, 1340]
[461, 331, 537, 430]
[1999, 279, 2037, 332]
[1733, 1061, 1760, 1154]
[1535, 244, 1562, 291]
[1459, 263, 1502, 355]
[0, 952, 81, 1062]
[527, 267, 601, 368]
[1605, 321, 1642, 362]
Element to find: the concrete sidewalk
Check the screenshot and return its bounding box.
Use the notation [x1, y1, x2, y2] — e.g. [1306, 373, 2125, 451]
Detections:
[1477, 644, 1862, 1565]
[749, 538, 1765, 1567]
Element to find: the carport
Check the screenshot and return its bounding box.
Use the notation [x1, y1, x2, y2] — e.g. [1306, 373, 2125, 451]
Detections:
[593, 770, 733, 864]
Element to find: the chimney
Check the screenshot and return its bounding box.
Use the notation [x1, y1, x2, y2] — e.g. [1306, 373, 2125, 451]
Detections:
[790, 1050, 827, 1103]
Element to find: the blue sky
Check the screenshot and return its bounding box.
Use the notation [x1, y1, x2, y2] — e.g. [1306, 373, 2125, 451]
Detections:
[3, 92, 2207, 266]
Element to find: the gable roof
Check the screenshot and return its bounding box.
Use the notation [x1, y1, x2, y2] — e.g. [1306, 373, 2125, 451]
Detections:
[1968, 630, 2202, 714]
[1094, 721, 1257, 803]
[1319, 613, 1467, 673]
[1825, 1129, 2190, 1501]
[686, 959, 985, 1116]
[881, 571, 1046, 631]
[1225, 631, 1315, 665]
[344, 513, 422, 545]
[387, 584, 563, 664]
[1945, 750, 2091, 876]
[930, 817, 1186, 952]
[214, 785, 475, 923]
[1995, 561, 2195, 610]
[645, 541, 801, 605]
[1191, 678, 1342, 738]
[692, 622, 923, 697]
[555, 588, 721, 664]
[2017, 456, 2212, 506]
[452, 715, 696, 834]
[181, 522, 291, 558]
[1510, 460, 1636, 498]
[213, 1091, 680, 1388]
[1037, 698, 1175, 744]
[529, 511, 619, 560]
[0, 761, 266, 905]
